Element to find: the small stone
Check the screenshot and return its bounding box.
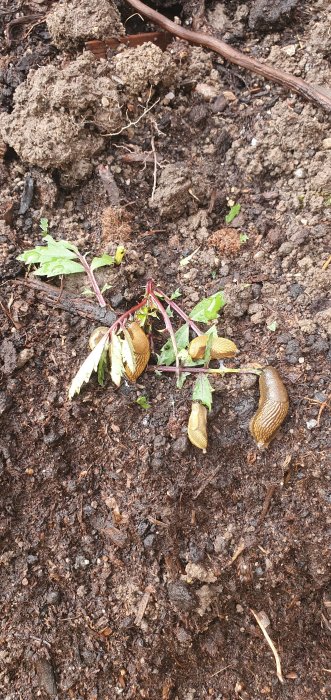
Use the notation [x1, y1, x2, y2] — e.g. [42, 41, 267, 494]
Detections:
[189, 103, 208, 126]
[143, 534, 155, 549]
[17, 348, 34, 368]
[195, 82, 219, 101]
[222, 90, 237, 102]
[322, 137, 331, 150]
[294, 167, 305, 178]
[47, 590, 60, 604]
[22, 578, 29, 586]
[210, 95, 227, 113]
[306, 419, 318, 430]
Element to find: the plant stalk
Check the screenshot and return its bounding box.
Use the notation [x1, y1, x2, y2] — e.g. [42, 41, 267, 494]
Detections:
[155, 288, 202, 336]
[77, 254, 107, 308]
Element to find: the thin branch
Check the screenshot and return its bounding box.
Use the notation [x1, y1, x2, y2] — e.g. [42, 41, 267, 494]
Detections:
[251, 609, 284, 684]
[125, 0, 331, 114]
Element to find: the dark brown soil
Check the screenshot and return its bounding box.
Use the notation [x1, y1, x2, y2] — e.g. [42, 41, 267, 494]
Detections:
[0, 1, 330, 699]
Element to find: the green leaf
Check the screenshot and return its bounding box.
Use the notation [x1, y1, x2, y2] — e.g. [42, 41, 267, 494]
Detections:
[176, 372, 189, 389]
[170, 288, 181, 300]
[81, 288, 95, 297]
[40, 218, 48, 234]
[240, 232, 249, 244]
[135, 305, 158, 325]
[90, 253, 115, 271]
[189, 292, 226, 322]
[101, 283, 112, 294]
[33, 259, 84, 277]
[225, 203, 241, 224]
[179, 247, 200, 267]
[136, 396, 150, 410]
[166, 305, 174, 318]
[267, 321, 278, 332]
[115, 246, 125, 264]
[158, 324, 189, 366]
[192, 375, 214, 411]
[110, 332, 123, 387]
[69, 334, 108, 399]
[97, 346, 109, 386]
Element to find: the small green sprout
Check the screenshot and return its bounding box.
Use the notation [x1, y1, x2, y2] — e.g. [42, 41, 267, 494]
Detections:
[136, 396, 151, 410]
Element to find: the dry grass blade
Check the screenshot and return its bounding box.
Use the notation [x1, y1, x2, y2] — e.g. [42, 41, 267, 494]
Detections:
[251, 608, 284, 684]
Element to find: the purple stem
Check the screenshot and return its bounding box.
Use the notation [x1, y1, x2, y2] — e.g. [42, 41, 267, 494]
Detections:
[77, 253, 107, 308]
[155, 288, 202, 336]
[149, 291, 180, 377]
[106, 296, 149, 337]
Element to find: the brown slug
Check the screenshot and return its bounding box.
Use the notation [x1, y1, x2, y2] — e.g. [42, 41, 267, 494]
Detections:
[124, 321, 150, 382]
[88, 326, 109, 350]
[189, 335, 238, 361]
[250, 366, 289, 449]
[187, 402, 208, 452]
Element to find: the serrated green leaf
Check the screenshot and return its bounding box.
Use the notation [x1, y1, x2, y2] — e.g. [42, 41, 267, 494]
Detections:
[189, 292, 226, 322]
[158, 324, 189, 366]
[192, 375, 214, 411]
[69, 334, 108, 399]
[122, 329, 136, 375]
[91, 253, 115, 271]
[115, 246, 125, 264]
[97, 345, 109, 386]
[136, 395, 150, 409]
[40, 218, 49, 234]
[33, 259, 84, 277]
[166, 305, 174, 318]
[225, 203, 241, 224]
[239, 232, 249, 244]
[176, 372, 189, 389]
[170, 288, 181, 300]
[81, 288, 95, 297]
[110, 332, 123, 387]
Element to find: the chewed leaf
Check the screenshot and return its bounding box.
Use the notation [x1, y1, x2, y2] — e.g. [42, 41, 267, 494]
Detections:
[91, 253, 115, 271]
[158, 324, 189, 366]
[122, 329, 136, 375]
[110, 332, 123, 387]
[69, 334, 108, 399]
[192, 375, 214, 411]
[33, 259, 84, 276]
[189, 292, 226, 322]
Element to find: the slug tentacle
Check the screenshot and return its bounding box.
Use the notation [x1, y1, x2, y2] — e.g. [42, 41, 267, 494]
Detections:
[250, 366, 289, 449]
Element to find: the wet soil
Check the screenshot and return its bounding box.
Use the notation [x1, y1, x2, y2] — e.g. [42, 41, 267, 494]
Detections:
[0, 1, 330, 699]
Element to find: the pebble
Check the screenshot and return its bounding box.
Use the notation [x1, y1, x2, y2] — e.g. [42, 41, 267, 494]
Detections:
[322, 137, 331, 150]
[306, 419, 318, 430]
[172, 435, 188, 454]
[195, 82, 219, 101]
[167, 581, 196, 611]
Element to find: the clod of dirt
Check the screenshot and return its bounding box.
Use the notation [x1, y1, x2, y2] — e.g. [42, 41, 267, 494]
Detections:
[35, 658, 57, 698]
[249, 0, 300, 30]
[0, 54, 123, 182]
[111, 42, 175, 97]
[167, 581, 197, 612]
[150, 163, 205, 219]
[46, 0, 124, 48]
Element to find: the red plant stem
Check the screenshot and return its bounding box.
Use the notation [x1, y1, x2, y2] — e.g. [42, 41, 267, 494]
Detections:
[155, 288, 202, 336]
[106, 296, 149, 337]
[148, 291, 180, 376]
[77, 253, 107, 308]
[153, 365, 261, 375]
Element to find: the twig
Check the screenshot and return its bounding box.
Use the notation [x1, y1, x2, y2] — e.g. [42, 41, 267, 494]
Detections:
[125, 0, 331, 114]
[259, 484, 277, 522]
[134, 585, 154, 625]
[251, 609, 284, 684]
[11, 278, 117, 326]
[193, 465, 222, 500]
[210, 665, 231, 678]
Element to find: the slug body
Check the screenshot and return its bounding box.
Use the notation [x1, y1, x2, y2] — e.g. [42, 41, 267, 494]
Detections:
[188, 402, 208, 452]
[189, 335, 238, 360]
[124, 321, 150, 382]
[250, 366, 289, 448]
